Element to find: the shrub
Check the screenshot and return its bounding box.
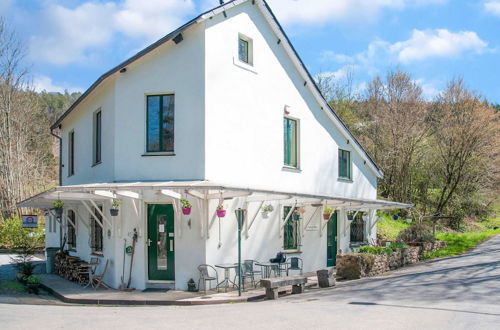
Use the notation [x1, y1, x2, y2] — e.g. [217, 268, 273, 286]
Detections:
[0, 217, 45, 249]
[26, 275, 40, 285]
[396, 223, 436, 244]
[358, 245, 393, 255]
[388, 242, 409, 249]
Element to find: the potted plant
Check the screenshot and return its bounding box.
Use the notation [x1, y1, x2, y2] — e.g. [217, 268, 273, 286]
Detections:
[110, 199, 121, 216]
[52, 200, 64, 217]
[26, 275, 41, 294]
[216, 204, 226, 218]
[261, 204, 274, 218]
[181, 199, 192, 215]
[323, 206, 333, 220]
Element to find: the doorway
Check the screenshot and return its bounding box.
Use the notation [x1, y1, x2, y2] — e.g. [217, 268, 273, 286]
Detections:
[147, 204, 175, 281]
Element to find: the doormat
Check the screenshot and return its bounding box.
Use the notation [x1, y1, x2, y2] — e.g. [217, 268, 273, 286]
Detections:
[142, 288, 171, 293]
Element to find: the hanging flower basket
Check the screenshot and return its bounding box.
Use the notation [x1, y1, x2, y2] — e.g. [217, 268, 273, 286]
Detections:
[52, 200, 64, 218]
[216, 205, 226, 218]
[261, 211, 269, 219]
[182, 207, 192, 215]
[110, 199, 121, 216]
[323, 213, 331, 220]
[323, 206, 333, 221]
[180, 199, 192, 215]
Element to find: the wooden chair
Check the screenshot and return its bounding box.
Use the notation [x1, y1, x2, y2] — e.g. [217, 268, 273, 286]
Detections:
[91, 259, 110, 290]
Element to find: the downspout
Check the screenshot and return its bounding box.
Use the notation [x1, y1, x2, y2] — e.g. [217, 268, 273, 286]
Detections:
[50, 126, 62, 186]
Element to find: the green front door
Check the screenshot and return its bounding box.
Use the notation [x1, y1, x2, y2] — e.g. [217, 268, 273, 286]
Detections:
[147, 204, 175, 281]
[327, 211, 338, 267]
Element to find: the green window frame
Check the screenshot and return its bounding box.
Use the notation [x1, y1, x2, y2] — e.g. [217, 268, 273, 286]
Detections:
[93, 110, 102, 165]
[67, 210, 76, 251]
[68, 130, 75, 176]
[339, 149, 351, 179]
[146, 94, 175, 153]
[283, 206, 300, 250]
[238, 38, 249, 63]
[284, 117, 299, 168]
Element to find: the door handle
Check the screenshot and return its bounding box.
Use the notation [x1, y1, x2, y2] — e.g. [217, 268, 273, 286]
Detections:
[147, 239, 152, 246]
[170, 240, 174, 252]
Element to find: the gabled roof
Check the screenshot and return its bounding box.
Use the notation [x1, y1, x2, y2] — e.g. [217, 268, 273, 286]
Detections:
[51, 0, 383, 178]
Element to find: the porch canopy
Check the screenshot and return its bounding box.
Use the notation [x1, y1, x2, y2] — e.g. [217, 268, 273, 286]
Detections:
[18, 180, 412, 211]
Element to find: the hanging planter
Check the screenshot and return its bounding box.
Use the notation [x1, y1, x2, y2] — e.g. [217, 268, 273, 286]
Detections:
[323, 206, 333, 220]
[110, 199, 121, 216]
[52, 200, 64, 218]
[216, 204, 226, 218]
[180, 199, 192, 215]
[261, 204, 274, 218]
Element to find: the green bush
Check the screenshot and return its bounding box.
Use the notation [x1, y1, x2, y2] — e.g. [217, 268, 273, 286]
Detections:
[0, 217, 45, 249]
[377, 215, 411, 241]
[396, 223, 436, 244]
[388, 242, 409, 249]
[26, 275, 40, 285]
[358, 245, 394, 255]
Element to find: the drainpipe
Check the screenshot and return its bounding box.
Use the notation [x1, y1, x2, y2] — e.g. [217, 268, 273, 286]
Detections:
[50, 126, 62, 186]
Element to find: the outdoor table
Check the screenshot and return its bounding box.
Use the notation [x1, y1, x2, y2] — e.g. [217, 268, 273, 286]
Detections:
[215, 263, 239, 291]
[255, 262, 277, 278]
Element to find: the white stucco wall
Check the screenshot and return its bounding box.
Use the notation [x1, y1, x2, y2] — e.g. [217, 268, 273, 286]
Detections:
[204, 2, 377, 200]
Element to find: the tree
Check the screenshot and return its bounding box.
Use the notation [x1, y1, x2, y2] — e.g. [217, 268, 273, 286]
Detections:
[0, 19, 55, 219]
[429, 78, 499, 216]
[360, 70, 430, 203]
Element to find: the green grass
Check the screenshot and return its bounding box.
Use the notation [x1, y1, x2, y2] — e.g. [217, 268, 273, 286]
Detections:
[424, 229, 500, 259]
[0, 280, 26, 294]
[377, 215, 411, 241]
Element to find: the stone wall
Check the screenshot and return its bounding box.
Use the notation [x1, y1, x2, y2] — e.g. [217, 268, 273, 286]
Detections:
[336, 241, 447, 280]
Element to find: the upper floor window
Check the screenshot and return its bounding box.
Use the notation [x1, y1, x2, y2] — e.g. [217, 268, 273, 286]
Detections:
[339, 149, 351, 180]
[147, 94, 175, 153]
[68, 130, 75, 176]
[93, 110, 102, 165]
[238, 34, 253, 65]
[284, 117, 299, 168]
[67, 209, 77, 251]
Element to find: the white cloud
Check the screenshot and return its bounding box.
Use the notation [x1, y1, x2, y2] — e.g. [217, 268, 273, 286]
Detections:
[415, 78, 442, 100]
[33, 75, 82, 93]
[484, 1, 500, 16]
[390, 29, 488, 63]
[114, 0, 195, 40]
[266, 0, 446, 26]
[28, 0, 197, 65]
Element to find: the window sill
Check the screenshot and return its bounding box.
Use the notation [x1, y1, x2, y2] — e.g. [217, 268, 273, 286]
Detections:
[91, 161, 102, 168]
[283, 249, 302, 254]
[142, 152, 176, 157]
[282, 166, 301, 173]
[233, 57, 257, 74]
[91, 252, 104, 257]
[338, 177, 353, 183]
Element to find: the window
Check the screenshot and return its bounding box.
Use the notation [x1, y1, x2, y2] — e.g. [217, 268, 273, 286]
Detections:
[68, 130, 75, 176]
[67, 210, 76, 250]
[146, 94, 175, 152]
[238, 34, 253, 65]
[90, 206, 103, 253]
[283, 206, 300, 250]
[93, 110, 102, 164]
[284, 117, 299, 168]
[339, 149, 351, 179]
[349, 212, 365, 243]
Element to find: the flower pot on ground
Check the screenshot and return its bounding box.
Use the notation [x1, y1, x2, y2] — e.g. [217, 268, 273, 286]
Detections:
[323, 206, 333, 220]
[110, 199, 121, 216]
[52, 200, 64, 217]
[216, 205, 226, 218]
[180, 199, 192, 215]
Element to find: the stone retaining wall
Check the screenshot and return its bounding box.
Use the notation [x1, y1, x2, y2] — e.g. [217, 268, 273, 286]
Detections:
[336, 241, 447, 280]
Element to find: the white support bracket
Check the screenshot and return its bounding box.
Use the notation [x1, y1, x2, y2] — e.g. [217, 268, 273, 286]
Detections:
[81, 200, 103, 229]
[89, 199, 112, 227]
[280, 203, 296, 230]
[303, 205, 320, 236]
[186, 189, 206, 200]
[196, 198, 205, 238]
[369, 210, 379, 230]
[171, 198, 182, 238]
[161, 189, 181, 200]
[65, 214, 76, 229]
[245, 201, 264, 239]
[75, 208, 89, 231]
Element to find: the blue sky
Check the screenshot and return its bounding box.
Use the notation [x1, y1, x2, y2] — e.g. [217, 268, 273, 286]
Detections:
[1, 0, 499, 103]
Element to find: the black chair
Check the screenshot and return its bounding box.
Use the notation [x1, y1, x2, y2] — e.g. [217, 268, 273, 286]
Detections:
[244, 260, 262, 285]
[287, 257, 303, 275]
[269, 252, 287, 276]
[234, 263, 255, 289]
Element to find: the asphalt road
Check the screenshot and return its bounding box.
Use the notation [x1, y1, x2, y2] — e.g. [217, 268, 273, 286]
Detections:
[1, 236, 499, 330]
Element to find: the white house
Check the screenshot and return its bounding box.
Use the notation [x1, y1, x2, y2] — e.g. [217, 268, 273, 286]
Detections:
[20, 0, 410, 291]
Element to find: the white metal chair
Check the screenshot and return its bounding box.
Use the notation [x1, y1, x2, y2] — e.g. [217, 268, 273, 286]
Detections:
[197, 264, 218, 293]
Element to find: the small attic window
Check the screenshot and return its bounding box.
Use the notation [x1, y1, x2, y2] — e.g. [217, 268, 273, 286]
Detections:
[238, 34, 253, 65]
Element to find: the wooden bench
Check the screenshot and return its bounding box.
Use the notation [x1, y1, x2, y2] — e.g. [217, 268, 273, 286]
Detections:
[260, 276, 308, 300]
